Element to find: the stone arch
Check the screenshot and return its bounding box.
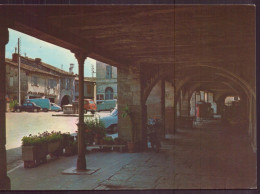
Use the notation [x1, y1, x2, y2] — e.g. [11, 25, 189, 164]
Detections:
[61, 95, 71, 108]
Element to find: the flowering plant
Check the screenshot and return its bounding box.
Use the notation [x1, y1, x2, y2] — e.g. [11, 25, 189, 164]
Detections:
[22, 131, 64, 146]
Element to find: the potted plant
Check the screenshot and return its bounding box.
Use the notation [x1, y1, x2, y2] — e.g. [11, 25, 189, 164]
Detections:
[62, 132, 76, 156]
[122, 105, 137, 153]
[64, 140, 77, 156]
[84, 118, 106, 145]
[9, 99, 18, 112]
[84, 118, 95, 145]
[93, 119, 106, 145]
[21, 134, 48, 168]
[44, 131, 63, 156]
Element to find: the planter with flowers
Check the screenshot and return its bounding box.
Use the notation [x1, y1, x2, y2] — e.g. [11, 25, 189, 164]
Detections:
[62, 132, 77, 156]
[44, 131, 63, 157]
[22, 134, 48, 168]
[84, 118, 106, 145]
[21, 131, 64, 168]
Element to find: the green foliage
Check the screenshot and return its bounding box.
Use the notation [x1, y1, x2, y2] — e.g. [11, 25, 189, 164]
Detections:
[22, 131, 65, 146]
[84, 118, 106, 145]
[114, 137, 126, 145]
[103, 136, 114, 145]
[22, 135, 46, 146]
[9, 99, 18, 109]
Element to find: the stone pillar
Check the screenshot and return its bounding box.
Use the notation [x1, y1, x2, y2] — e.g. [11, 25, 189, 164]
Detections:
[165, 81, 175, 134]
[118, 66, 146, 150]
[180, 90, 190, 117]
[0, 25, 11, 190]
[74, 52, 87, 170]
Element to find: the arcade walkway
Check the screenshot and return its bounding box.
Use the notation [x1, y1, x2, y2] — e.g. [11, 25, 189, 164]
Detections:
[8, 120, 256, 190]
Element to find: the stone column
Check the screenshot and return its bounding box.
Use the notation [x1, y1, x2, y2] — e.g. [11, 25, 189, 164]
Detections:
[118, 66, 146, 151]
[0, 25, 11, 190]
[74, 52, 87, 170]
[180, 90, 190, 117]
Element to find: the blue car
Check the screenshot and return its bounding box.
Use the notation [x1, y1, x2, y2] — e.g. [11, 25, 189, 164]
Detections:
[99, 108, 118, 133]
[50, 103, 62, 112]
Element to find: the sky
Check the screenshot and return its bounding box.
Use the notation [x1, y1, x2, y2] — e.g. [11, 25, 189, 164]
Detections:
[6, 29, 96, 77]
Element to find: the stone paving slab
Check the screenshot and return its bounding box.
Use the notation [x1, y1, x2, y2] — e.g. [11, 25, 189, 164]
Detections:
[7, 120, 257, 190]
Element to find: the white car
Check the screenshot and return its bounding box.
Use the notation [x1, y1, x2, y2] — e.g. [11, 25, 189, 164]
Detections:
[99, 108, 118, 133]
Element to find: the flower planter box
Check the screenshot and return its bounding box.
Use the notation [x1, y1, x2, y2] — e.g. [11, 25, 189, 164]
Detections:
[48, 141, 62, 154]
[22, 144, 48, 168]
[64, 146, 77, 156]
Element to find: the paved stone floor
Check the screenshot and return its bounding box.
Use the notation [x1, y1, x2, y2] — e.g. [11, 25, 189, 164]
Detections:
[7, 119, 256, 190]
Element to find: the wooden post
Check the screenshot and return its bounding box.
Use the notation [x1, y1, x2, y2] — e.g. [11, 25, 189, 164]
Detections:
[74, 52, 87, 170]
[0, 25, 11, 190]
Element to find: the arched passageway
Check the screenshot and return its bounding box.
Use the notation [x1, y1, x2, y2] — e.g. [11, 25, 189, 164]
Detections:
[0, 5, 256, 190]
[60, 95, 71, 108]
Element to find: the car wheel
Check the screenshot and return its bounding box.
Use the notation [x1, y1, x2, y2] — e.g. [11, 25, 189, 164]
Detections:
[16, 108, 21, 112]
[91, 110, 95, 114]
[43, 108, 48, 112]
[84, 110, 87, 114]
[33, 108, 38, 112]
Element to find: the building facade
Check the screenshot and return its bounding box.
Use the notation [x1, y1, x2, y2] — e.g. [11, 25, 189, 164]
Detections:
[6, 53, 75, 107]
[74, 76, 96, 101]
[96, 61, 117, 104]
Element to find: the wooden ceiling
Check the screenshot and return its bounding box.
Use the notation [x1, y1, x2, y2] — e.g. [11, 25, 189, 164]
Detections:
[0, 5, 255, 87]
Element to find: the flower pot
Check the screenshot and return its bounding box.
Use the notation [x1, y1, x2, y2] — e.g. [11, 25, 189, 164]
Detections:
[22, 144, 48, 168]
[64, 146, 76, 156]
[127, 142, 135, 153]
[48, 141, 61, 153]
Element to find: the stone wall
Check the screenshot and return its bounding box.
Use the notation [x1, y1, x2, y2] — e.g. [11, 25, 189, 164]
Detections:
[165, 81, 175, 134]
[146, 80, 161, 120]
[117, 66, 144, 146]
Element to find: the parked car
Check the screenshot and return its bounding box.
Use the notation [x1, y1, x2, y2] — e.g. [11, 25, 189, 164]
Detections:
[97, 100, 116, 111]
[25, 98, 51, 112]
[50, 103, 62, 112]
[99, 107, 118, 133]
[14, 102, 41, 112]
[84, 99, 97, 114]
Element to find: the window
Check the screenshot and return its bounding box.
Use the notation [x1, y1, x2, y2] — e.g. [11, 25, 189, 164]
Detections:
[105, 87, 113, 100]
[106, 66, 112, 79]
[97, 94, 104, 100]
[32, 76, 38, 86]
[10, 77, 13, 87]
[48, 79, 57, 89]
[65, 79, 70, 90]
[87, 85, 92, 94]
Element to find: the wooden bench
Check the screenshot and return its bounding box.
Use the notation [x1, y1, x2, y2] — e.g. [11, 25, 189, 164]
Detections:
[87, 145, 126, 152]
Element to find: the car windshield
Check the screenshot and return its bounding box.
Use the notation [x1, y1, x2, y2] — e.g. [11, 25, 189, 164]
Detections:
[111, 108, 118, 116]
